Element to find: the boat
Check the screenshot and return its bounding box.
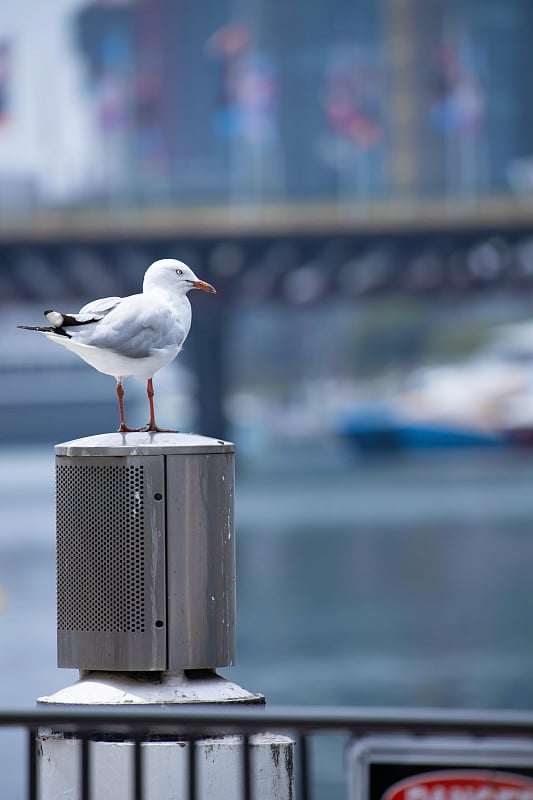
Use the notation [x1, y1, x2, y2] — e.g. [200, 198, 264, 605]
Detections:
[338, 323, 533, 453]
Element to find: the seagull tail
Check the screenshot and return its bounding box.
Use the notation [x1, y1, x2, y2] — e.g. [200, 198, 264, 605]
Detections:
[17, 324, 55, 332]
[17, 324, 70, 338]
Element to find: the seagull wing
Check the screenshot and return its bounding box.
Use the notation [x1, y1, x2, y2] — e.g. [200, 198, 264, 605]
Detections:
[73, 294, 188, 360]
[78, 296, 123, 316]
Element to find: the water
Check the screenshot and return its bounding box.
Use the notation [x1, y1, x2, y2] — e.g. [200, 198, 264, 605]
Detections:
[2, 444, 533, 797]
[230, 449, 533, 709]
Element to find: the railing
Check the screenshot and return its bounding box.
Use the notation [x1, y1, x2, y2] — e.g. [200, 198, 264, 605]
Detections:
[3, 705, 533, 800]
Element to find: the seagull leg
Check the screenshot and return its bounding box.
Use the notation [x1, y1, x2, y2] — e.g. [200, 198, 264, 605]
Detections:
[116, 380, 145, 433]
[144, 377, 178, 433]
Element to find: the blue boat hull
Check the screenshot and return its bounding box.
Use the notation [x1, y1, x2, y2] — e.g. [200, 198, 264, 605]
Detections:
[339, 410, 505, 453]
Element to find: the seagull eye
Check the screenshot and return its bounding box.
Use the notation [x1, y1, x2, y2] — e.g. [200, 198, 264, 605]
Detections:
[176, 268, 183, 275]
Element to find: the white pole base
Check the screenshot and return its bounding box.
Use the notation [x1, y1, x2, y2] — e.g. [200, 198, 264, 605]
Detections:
[37, 733, 294, 800]
[37, 670, 293, 798]
[38, 669, 264, 705]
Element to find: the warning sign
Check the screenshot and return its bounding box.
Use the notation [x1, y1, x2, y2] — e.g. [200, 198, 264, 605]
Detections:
[383, 771, 533, 800]
[347, 736, 533, 800]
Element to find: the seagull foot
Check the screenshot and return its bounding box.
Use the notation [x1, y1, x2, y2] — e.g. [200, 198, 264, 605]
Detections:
[117, 424, 147, 433]
[142, 424, 179, 433]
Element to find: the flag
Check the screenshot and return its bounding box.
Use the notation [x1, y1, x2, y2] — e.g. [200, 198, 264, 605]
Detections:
[428, 43, 485, 136]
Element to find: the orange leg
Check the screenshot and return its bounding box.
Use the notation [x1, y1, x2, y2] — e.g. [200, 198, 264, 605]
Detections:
[116, 380, 145, 432]
[144, 378, 177, 433]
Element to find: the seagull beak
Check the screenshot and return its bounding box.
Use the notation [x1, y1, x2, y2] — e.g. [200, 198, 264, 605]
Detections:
[192, 279, 216, 294]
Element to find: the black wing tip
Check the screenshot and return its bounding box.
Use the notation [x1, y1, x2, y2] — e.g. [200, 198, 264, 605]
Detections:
[17, 324, 52, 332]
[17, 323, 70, 337]
[48, 311, 98, 327]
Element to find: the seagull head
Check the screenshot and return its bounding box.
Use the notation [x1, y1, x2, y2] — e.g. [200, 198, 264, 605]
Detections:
[143, 259, 216, 296]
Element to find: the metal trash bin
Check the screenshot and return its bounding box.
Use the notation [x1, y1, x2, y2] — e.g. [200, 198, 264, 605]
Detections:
[55, 432, 235, 671]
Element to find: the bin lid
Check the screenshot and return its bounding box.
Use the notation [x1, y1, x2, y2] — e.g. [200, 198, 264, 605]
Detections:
[55, 431, 234, 456]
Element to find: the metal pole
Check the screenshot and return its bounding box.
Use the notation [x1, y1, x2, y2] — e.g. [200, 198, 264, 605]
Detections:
[36, 432, 293, 799]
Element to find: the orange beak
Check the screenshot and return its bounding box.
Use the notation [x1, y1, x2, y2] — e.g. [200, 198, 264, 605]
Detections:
[192, 279, 216, 294]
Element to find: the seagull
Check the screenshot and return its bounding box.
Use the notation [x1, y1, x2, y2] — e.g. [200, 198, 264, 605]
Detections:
[17, 258, 216, 432]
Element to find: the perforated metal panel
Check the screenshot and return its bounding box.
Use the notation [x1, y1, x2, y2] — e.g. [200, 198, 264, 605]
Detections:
[57, 464, 147, 634]
[56, 454, 166, 671]
[55, 433, 236, 672]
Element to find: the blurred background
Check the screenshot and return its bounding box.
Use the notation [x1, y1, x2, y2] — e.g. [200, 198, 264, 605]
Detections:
[3, 0, 533, 796]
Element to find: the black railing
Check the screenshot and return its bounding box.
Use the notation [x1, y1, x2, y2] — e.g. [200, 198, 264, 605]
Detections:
[3, 705, 533, 800]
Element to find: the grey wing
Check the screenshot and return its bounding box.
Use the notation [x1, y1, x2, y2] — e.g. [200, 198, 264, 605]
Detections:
[80, 299, 187, 359]
[78, 296, 123, 317]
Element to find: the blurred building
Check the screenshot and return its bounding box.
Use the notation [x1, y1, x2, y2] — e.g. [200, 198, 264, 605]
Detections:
[69, 0, 533, 207]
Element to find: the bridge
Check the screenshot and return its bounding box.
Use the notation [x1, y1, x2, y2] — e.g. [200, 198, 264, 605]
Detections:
[3, 198, 533, 436]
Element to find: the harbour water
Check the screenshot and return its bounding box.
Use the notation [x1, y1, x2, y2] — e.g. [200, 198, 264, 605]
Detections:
[1, 443, 533, 797]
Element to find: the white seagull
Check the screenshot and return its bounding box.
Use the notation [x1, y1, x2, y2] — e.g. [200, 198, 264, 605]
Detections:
[18, 258, 216, 432]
